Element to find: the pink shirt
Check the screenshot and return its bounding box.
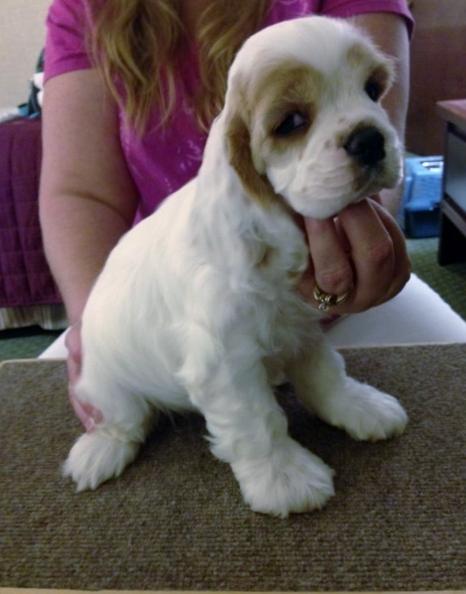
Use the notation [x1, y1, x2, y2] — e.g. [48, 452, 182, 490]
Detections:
[44, 0, 413, 220]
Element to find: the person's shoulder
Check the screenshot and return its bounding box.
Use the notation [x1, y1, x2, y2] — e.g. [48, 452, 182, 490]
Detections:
[263, 0, 315, 27]
[44, 0, 94, 84]
[46, 0, 92, 30]
[316, 0, 413, 36]
[319, 0, 412, 18]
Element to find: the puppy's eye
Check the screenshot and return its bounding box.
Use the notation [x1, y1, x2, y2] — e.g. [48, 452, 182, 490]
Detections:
[365, 79, 382, 102]
[273, 111, 308, 137]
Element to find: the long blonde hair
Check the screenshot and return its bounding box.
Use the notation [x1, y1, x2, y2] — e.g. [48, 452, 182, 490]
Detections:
[88, 0, 272, 133]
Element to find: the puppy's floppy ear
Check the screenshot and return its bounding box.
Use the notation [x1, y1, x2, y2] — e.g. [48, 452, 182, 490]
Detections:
[225, 107, 278, 207]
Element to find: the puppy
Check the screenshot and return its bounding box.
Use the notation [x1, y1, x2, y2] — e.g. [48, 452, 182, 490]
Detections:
[63, 16, 408, 518]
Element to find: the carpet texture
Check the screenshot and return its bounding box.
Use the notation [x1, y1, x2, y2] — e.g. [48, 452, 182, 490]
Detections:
[407, 238, 466, 320]
[1, 345, 465, 591]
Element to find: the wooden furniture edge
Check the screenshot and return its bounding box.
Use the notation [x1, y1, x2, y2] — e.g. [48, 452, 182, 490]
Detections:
[437, 100, 466, 133]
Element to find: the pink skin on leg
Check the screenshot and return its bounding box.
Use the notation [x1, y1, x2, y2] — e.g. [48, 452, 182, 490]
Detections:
[66, 323, 104, 432]
[69, 384, 104, 432]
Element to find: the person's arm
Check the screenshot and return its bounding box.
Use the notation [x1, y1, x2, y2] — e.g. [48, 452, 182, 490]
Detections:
[39, 69, 139, 324]
[350, 12, 410, 217]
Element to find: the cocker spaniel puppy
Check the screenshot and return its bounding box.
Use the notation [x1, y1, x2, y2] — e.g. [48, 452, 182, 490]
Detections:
[64, 16, 408, 517]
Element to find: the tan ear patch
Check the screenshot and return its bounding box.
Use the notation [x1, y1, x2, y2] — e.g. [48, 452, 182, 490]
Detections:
[225, 59, 323, 211]
[346, 42, 369, 68]
[247, 61, 322, 109]
[250, 62, 321, 134]
[225, 60, 323, 207]
[367, 61, 395, 99]
[225, 111, 279, 207]
[346, 41, 395, 99]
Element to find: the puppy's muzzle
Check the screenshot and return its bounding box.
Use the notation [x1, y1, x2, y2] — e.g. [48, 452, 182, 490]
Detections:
[344, 126, 386, 167]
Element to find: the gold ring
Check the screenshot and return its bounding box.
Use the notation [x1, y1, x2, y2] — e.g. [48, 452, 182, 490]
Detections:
[313, 284, 351, 312]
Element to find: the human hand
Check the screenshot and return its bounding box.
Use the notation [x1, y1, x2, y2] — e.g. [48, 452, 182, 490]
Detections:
[299, 198, 411, 315]
[65, 321, 103, 431]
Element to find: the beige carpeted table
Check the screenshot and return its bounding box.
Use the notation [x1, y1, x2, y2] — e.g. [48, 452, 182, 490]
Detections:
[1, 345, 465, 591]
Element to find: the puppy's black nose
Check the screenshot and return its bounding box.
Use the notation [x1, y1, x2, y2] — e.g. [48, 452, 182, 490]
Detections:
[344, 126, 385, 166]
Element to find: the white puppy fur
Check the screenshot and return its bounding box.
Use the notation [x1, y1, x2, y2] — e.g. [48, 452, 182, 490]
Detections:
[63, 16, 408, 517]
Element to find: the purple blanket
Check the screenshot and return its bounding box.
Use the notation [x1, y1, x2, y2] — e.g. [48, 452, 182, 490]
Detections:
[0, 118, 62, 308]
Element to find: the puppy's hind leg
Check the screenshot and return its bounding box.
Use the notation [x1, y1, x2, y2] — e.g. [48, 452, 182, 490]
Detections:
[63, 373, 156, 492]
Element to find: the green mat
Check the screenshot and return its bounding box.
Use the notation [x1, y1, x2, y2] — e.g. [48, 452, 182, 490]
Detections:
[0, 328, 61, 362]
[407, 238, 466, 319]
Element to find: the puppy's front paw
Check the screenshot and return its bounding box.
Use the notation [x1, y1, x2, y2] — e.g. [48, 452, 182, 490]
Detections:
[63, 430, 139, 492]
[232, 439, 335, 518]
[333, 379, 408, 442]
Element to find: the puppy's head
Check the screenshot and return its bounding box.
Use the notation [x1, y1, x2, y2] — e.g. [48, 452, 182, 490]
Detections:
[224, 16, 402, 219]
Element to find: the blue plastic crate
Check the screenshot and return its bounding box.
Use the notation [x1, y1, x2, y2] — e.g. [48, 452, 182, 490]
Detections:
[397, 163, 413, 227]
[402, 156, 443, 238]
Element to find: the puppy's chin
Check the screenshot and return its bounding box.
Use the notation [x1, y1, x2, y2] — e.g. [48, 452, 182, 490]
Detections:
[289, 193, 356, 220]
[280, 163, 402, 220]
[283, 183, 386, 220]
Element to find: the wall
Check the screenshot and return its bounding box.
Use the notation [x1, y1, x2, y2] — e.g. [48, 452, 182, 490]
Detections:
[406, 0, 466, 155]
[0, 0, 51, 109]
[1, 0, 465, 154]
